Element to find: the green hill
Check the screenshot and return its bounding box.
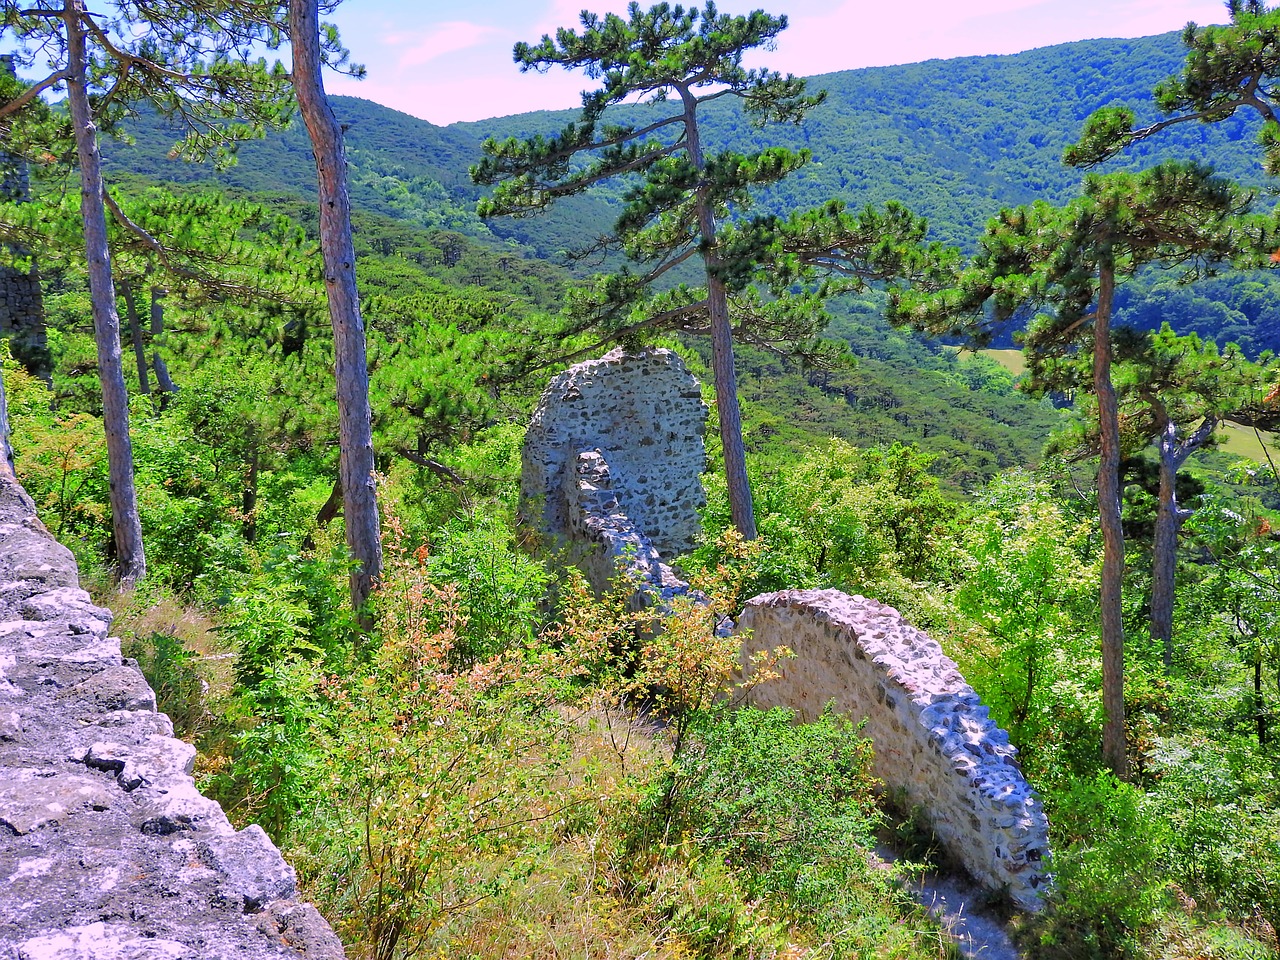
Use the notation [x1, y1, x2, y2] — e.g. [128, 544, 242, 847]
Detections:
[105, 31, 1267, 254]
[459, 32, 1267, 249]
[95, 28, 1280, 472]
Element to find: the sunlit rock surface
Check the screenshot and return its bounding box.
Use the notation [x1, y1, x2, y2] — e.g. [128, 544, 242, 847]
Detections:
[522, 347, 707, 560]
[738, 589, 1051, 909]
[0, 475, 344, 959]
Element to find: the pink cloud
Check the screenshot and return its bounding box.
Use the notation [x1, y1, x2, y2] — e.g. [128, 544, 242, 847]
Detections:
[326, 0, 1232, 125]
[396, 21, 502, 69]
[767, 0, 1226, 76]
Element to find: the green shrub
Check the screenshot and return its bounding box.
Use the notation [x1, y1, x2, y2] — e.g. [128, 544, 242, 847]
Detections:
[427, 514, 550, 666]
[122, 630, 206, 738]
[1025, 773, 1172, 960]
[645, 856, 784, 959]
[220, 547, 354, 689]
[227, 656, 329, 839]
[631, 706, 947, 956]
[1146, 738, 1280, 932]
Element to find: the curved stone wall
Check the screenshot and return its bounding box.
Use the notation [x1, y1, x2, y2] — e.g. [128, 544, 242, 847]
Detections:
[0, 476, 344, 958]
[524, 351, 1050, 908]
[522, 347, 707, 559]
[737, 589, 1051, 909]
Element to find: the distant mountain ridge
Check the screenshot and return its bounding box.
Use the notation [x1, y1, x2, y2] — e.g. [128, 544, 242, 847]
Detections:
[105, 29, 1266, 251]
[100, 28, 1280, 355]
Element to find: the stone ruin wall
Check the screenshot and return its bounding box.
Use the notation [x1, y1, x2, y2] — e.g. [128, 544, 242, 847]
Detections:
[521, 347, 708, 561]
[563, 448, 704, 608]
[0, 474, 344, 959]
[0, 202, 40, 347]
[525, 350, 1053, 909]
[738, 590, 1050, 909]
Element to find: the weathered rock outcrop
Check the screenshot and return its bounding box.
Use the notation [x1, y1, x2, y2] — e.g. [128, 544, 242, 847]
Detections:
[0, 476, 344, 959]
[522, 348, 707, 560]
[738, 589, 1051, 909]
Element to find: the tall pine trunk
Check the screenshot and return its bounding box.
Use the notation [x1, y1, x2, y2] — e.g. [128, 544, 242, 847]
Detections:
[1151, 435, 1179, 669]
[1095, 262, 1127, 780]
[64, 0, 146, 585]
[289, 0, 383, 618]
[1150, 417, 1215, 669]
[681, 87, 756, 540]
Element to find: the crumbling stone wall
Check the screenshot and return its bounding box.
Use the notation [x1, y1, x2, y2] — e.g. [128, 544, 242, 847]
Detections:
[522, 348, 707, 560]
[525, 351, 1051, 908]
[0, 475, 344, 958]
[563, 448, 704, 608]
[737, 589, 1051, 909]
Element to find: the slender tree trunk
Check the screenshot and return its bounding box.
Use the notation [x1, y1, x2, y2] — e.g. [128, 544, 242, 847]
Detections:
[1256, 652, 1267, 747]
[706, 274, 755, 539]
[1151, 432, 1179, 670]
[64, 0, 145, 586]
[1095, 262, 1127, 780]
[120, 282, 151, 396]
[680, 88, 756, 540]
[0, 57, 50, 384]
[289, 0, 382, 618]
[0, 362, 14, 480]
[1151, 417, 1215, 670]
[242, 432, 259, 543]
[149, 287, 178, 395]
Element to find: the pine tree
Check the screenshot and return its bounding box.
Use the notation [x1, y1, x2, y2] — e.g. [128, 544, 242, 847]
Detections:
[1039, 326, 1278, 668]
[1117, 329, 1277, 665]
[0, 0, 292, 585]
[288, 0, 383, 621]
[472, 2, 825, 540]
[892, 162, 1261, 778]
[1066, 1, 1280, 171]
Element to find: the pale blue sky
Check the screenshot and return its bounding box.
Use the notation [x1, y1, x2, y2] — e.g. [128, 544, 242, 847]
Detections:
[322, 0, 1230, 125]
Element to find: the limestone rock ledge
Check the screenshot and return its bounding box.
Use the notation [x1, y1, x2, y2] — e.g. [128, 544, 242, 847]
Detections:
[0, 477, 344, 959]
[738, 589, 1051, 910]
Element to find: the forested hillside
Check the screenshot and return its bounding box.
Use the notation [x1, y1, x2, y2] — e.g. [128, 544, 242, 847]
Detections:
[462, 32, 1268, 247]
[104, 30, 1280, 356]
[112, 32, 1259, 251]
[5, 7, 1280, 960]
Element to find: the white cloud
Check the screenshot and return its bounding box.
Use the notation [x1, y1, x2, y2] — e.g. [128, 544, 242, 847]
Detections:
[396, 21, 502, 69]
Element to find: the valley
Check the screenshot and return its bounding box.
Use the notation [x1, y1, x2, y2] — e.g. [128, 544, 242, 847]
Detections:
[2, 6, 1280, 960]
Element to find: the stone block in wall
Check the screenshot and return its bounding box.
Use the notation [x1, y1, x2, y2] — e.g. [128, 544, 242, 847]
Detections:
[522, 347, 707, 559]
[0, 473, 345, 958]
[737, 588, 1051, 910]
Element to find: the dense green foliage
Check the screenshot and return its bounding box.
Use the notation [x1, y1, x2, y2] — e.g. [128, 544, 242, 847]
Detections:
[5, 12, 1280, 960]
